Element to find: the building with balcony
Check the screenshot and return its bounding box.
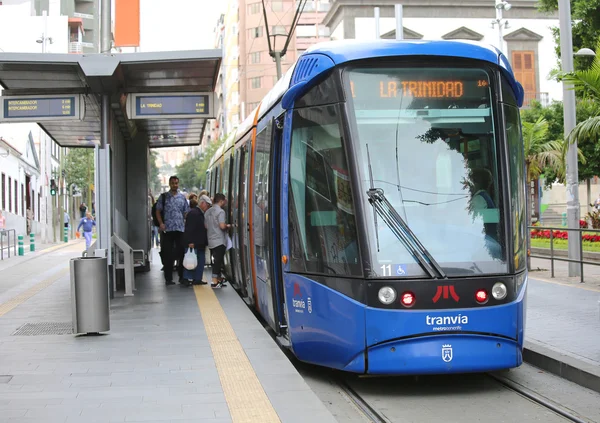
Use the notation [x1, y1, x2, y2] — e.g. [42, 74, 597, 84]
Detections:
[322, 0, 561, 106]
[1, 0, 99, 53]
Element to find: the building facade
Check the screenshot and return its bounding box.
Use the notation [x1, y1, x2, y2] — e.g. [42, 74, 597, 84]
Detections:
[1, 0, 98, 53]
[236, 0, 331, 120]
[0, 1, 70, 242]
[322, 0, 561, 106]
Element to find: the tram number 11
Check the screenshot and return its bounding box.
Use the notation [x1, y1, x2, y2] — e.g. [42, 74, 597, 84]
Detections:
[380, 264, 406, 276]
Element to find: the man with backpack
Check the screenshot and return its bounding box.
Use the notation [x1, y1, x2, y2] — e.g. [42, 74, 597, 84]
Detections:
[155, 176, 189, 285]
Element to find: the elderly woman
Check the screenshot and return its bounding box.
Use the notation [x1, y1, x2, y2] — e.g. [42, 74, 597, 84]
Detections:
[182, 195, 210, 285]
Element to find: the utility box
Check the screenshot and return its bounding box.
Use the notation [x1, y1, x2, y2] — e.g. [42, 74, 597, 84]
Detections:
[70, 256, 110, 334]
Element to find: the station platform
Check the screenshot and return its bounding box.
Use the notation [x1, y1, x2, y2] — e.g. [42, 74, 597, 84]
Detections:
[0, 244, 337, 423]
[526, 257, 600, 393]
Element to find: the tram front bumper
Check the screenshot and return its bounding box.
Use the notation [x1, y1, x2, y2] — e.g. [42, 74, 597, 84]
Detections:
[365, 334, 522, 375]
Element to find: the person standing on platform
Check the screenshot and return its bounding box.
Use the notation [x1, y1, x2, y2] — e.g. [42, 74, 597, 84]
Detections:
[77, 212, 96, 249]
[156, 175, 189, 286]
[182, 195, 211, 286]
[204, 193, 230, 289]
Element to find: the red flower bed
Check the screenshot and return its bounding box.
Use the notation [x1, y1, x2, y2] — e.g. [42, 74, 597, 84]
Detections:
[530, 229, 600, 242]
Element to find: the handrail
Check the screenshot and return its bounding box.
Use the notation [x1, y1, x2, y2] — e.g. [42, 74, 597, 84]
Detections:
[529, 225, 600, 283]
[0, 229, 17, 260]
[112, 234, 136, 296]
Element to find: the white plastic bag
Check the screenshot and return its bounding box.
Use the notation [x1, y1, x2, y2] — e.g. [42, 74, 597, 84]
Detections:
[226, 234, 232, 251]
[183, 248, 197, 270]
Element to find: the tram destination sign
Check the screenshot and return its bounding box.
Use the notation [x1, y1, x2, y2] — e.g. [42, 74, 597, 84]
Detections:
[127, 92, 216, 120]
[0, 94, 85, 122]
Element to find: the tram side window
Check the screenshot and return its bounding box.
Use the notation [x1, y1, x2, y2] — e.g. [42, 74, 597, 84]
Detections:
[505, 104, 526, 272]
[223, 157, 230, 200]
[289, 105, 361, 276]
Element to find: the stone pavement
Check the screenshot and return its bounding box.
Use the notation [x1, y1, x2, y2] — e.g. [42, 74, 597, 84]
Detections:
[0, 246, 336, 423]
[0, 238, 83, 273]
[525, 259, 600, 393]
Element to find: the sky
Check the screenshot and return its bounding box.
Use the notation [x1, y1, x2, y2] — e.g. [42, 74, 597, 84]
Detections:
[138, 0, 226, 51]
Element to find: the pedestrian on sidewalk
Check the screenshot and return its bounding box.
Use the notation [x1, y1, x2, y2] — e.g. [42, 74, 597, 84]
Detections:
[155, 175, 189, 286]
[64, 211, 70, 229]
[182, 195, 211, 286]
[77, 212, 96, 249]
[204, 193, 231, 289]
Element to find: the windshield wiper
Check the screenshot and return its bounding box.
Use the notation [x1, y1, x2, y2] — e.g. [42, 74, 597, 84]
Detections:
[366, 188, 446, 279]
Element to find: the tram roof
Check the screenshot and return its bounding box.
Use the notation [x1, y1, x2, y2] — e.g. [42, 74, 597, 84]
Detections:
[299, 39, 524, 105]
[0, 50, 221, 148]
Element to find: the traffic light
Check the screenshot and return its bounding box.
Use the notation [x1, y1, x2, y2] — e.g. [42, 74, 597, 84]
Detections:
[50, 179, 57, 196]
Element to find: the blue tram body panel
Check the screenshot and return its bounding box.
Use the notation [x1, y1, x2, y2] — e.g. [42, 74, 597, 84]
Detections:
[365, 279, 527, 347]
[366, 335, 522, 375]
[284, 274, 367, 372]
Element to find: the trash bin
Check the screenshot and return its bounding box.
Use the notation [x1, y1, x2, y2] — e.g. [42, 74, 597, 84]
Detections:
[70, 256, 110, 334]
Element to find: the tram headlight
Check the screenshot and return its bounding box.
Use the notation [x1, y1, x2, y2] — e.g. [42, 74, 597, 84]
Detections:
[378, 287, 397, 305]
[492, 282, 507, 300]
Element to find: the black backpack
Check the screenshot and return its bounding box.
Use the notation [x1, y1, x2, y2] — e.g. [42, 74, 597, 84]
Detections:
[151, 193, 166, 227]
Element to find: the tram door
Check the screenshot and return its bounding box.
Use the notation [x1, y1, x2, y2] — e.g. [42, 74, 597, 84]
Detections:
[254, 125, 276, 329]
[239, 142, 255, 303]
[271, 114, 287, 334]
[230, 150, 243, 290]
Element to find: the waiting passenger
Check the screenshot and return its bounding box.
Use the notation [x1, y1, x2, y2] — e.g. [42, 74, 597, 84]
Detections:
[204, 193, 231, 289]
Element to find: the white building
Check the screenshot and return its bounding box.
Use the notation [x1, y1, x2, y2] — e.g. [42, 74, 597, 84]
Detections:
[322, 0, 561, 106]
[0, 2, 71, 242]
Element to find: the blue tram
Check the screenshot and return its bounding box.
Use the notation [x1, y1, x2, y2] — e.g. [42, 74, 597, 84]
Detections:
[206, 39, 528, 375]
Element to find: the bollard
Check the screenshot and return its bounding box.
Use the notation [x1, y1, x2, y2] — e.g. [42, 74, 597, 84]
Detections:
[30, 233, 35, 252]
[18, 235, 24, 256]
[63, 226, 68, 243]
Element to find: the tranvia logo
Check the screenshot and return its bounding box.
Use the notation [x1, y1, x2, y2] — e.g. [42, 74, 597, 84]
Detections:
[426, 314, 468, 331]
[442, 344, 453, 362]
[292, 283, 306, 314]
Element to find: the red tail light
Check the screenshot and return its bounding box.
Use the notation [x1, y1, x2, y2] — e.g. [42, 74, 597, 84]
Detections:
[401, 291, 415, 307]
[475, 289, 488, 304]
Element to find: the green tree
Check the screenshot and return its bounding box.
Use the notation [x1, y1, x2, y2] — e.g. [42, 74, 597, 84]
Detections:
[149, 150, 161, 196]
[521, 99, 599, 185]
[175, 154, 203, 191]
[63, 148, 94, 203]
[173, 137, 227, 192]
[563, 42, 600, 146]
[538, 0, 600, 72]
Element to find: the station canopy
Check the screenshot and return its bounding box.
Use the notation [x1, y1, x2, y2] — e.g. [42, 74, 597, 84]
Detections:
[0, 50, 221, 148]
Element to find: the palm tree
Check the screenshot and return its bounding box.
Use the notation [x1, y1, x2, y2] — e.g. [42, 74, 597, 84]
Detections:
[522, 116, 584, 268]
[562, 41, 600, 143]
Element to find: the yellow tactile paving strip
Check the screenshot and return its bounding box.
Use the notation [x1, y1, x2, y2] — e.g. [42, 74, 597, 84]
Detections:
[0, 267, 69, 317]
[193, 285, 281, 423]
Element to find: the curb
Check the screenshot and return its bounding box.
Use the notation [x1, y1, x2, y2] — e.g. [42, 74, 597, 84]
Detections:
[523, 340, 600, 394]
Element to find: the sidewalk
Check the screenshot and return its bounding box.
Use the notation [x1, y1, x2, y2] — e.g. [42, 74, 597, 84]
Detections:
[0, 238, 84, 273]
[0, 246, 336, 423]
[525, 258, 600, 393]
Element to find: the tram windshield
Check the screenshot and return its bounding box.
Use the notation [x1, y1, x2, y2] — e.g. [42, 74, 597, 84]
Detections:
[345, 65, 508, 277]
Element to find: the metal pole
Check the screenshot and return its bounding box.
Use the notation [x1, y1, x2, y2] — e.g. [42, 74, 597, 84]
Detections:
[274, 51, 282, 80]
[42, 10, 48, 53]
[98, 94, 110, 252]
[101, 0, 111, 54]
[559, 0, 581, 276]
[374, 7, 380, 39]
[395, 5, 403, 40]
[495, 1, 503, 53]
